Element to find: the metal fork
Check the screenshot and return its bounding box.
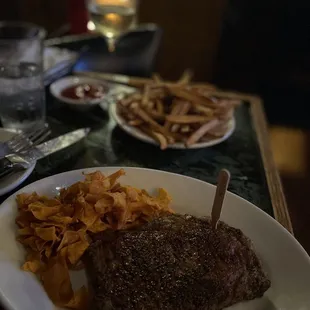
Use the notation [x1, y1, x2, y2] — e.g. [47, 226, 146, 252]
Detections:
[0, 123, 51, 180]
[0, 123, 51, 158]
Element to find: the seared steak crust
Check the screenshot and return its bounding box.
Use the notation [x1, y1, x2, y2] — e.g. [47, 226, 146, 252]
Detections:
[84, 214, 270, 310]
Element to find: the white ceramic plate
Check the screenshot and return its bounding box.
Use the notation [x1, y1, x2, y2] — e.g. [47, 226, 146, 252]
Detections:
[110, 103, 236, 149]
[0, 128, 35, 196]
[0, 167, 309, 310]
[50, 76, 112, 111]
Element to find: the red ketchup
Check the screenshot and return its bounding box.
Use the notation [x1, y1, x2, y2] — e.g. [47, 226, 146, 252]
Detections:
[61, 84, 106, 101]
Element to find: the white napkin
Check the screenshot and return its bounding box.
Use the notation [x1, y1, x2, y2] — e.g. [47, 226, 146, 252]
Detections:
[44, 47, 78, 72]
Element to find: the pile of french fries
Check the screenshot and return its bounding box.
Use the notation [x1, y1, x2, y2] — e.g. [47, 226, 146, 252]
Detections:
[116, 71, 242, 149]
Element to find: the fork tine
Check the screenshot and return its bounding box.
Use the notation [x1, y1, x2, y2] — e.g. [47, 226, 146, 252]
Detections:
[26, 124, 50, 144]
[8, 124, 40, 148]
[7, 123, 49, 153]
[23, 123, 49, 142]
[9, 135, 33, 153]
[8, 123, 41, 147]
[10, 138, 32, 153]
[31, 129, 51, 146]
[14, 126, 51, 153]
[13, 127, 51, 152]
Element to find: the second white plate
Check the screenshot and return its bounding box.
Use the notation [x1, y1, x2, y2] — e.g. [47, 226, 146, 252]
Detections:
[110, 103, 236, 149]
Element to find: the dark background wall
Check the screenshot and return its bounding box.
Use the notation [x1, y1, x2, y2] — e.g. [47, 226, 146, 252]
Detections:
[214, 0, 310, 127]
[0, 0, 67, 34]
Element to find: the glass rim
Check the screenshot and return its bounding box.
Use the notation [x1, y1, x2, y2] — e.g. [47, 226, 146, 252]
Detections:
[0, 21, 46, 41]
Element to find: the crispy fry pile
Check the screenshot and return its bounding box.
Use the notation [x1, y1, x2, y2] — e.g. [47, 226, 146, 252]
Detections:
[16, 169, 173, 309]
[117, 71, 242, 149]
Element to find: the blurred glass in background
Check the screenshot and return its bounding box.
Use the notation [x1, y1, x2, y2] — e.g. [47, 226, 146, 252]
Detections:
[0, 22, 46, 130]
[86, 0, 139, 51]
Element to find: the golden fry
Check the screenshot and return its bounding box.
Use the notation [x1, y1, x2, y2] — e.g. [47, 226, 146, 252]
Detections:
[145, 109, 165, 121]
[216, 98, 242, 108]
[147, 87, 167, 99]
[164, 100, 183, 129]
[146, 100, 155, 110]
[192, 104, 214, 116]
[169, 87, 218, 108]
[190, 83, 216, 90]
[139, 126, 168, 150]
[186, 119, 220, 146]
[128, 119, 144, 126]
[152, 73, 162, 83]
[165, 115, 212, 124]
[178, 69, 193, 85]
[168, 101, 191, 132]
[130, 105, 174, 142]
[155, 100, 164, 114]
[141, 84, 150, 107]
[119, 93, 142, 107]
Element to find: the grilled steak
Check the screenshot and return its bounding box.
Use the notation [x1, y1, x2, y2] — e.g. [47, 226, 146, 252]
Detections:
[84, 214, 270, 310]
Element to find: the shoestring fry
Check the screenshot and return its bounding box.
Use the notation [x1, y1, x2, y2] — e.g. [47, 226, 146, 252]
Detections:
[116, 72, 242, 149]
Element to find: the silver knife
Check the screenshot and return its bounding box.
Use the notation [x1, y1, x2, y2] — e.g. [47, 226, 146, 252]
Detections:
[0, 128, 89, 177]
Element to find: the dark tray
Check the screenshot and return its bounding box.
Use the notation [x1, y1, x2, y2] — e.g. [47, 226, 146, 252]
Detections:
[0, 35, 292, 233]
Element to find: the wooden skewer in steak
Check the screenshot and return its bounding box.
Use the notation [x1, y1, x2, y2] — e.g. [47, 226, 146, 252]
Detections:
[84, 214, 271, 310]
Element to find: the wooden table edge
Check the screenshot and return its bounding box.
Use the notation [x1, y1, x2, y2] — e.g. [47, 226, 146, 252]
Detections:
[206, 88, 293, 234]
[249, 96, 294, 234]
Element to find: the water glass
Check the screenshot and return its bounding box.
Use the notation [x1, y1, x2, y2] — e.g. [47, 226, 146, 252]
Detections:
[0, 22, 46, 130]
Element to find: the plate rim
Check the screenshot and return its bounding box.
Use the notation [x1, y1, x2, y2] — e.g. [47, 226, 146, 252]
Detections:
[109, 103, 236, 149]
